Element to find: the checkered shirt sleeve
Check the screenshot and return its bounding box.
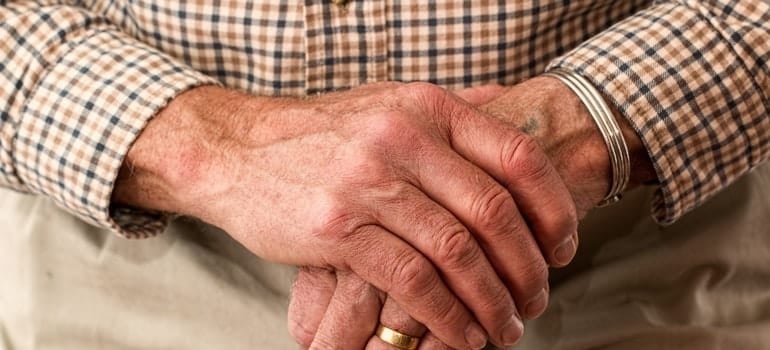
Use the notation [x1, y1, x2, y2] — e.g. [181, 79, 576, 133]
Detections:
[0, 1, 218, 237]
[550, 0, 770, 224]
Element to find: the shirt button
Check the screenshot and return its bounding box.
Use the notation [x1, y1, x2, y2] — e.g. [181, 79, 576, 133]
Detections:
[333, 0, 349, 8]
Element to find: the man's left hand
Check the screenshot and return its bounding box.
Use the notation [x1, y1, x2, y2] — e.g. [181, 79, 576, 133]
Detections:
[288, 76, 655, 349]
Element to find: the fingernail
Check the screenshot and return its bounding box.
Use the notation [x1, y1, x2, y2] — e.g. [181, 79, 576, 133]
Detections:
[525, 287, 548, 319]
[501, 313, 524, 346]
[554, 234, 577, 266]
[464, 322, 487, 350]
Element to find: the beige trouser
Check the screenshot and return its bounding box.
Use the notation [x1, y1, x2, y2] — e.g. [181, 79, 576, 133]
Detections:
[3, 163, 770, 350]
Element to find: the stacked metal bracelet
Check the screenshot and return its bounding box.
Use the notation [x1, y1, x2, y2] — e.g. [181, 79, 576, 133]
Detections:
[542, 68, 630, 207]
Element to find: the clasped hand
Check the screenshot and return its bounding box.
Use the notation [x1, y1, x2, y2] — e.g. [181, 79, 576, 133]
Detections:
[282, 82, 595, 350]
[119, 80, 600, 349]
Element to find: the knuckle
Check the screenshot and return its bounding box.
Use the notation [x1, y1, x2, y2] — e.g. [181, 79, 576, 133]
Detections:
[339, 275, 373, 305]
[367, 112, 413, 146]
[532, 197, 578, 247]
[312, 200, 370, 242]
[515, 259, 549, 295]
[565, 206, 578, 232]
[428, 297, 466, 331]
[477, 284, 516, 322]
[502, 134, 552, 181]
[433, 222, 480, 270]
[365, 113, 435, 159]
[376, 181, 417, 207]
[554, 195, 579, 226]
[404, 82, 453, 115]
[506, 216, 529, 240]
[550, 203, 579, 238]
[391, 253, 434, 299]
[472, 183, 517, 233]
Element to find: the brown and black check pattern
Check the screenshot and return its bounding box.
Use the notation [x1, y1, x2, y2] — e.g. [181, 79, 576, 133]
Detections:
[1, 0, 767, 237]
[550, 0, 770, 224]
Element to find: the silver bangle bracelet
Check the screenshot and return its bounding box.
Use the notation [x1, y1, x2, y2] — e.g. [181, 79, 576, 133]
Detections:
[542, 68, 630, 207]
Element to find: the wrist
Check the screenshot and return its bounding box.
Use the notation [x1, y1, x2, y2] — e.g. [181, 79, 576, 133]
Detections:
[481, 76, 655, 214]
[112, 85, 256, 219]
[529, 76, 613, 210]
[533, 75, 656, 208]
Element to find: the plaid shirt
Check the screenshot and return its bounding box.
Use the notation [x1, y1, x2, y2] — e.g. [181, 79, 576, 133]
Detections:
[1, 0, 768, 238]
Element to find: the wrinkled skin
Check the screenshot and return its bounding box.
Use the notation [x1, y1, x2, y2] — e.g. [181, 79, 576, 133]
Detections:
[288, 77, 655, 349]
[115, 81, 581, 349]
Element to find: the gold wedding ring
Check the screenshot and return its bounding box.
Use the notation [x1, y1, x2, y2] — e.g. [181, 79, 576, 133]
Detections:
[375, 324, 420, 350]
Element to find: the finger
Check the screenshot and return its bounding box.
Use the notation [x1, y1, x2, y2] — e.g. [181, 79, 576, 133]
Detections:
[340, 225, 487, 350]
[373, 297, 427, 347]
[406, 141, 544, 341]
[288, 267, 337, 347]
[379, 297, 427, 337]
[444, 92, 579, 267]
[309, 272, 383, 350]
[367, 330, 451, 350]
[369, 182, 517, 347]
[454, 84, 508, 105]
[366, 298, 454, 350]
[412, 84, 577, 268]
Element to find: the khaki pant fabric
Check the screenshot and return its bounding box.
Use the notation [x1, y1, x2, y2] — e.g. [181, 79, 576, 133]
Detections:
[2, 162, 770, 350]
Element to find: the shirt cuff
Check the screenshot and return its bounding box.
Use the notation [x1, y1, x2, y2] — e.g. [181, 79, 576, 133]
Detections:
[15, 27, 219, 238]
[548, 2, 770, 225]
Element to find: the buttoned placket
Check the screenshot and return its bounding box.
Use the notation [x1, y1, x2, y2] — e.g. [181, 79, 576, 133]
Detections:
[303, 0, 388, 94]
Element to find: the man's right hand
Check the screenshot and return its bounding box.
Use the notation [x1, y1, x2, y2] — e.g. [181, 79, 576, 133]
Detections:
[114, 82, 577, 349]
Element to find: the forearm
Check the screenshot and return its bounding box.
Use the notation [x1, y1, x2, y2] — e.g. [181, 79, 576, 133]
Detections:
[114, 85, 235, 216]
[548, 1, 770, 224]
[0, 1, 217, 237]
